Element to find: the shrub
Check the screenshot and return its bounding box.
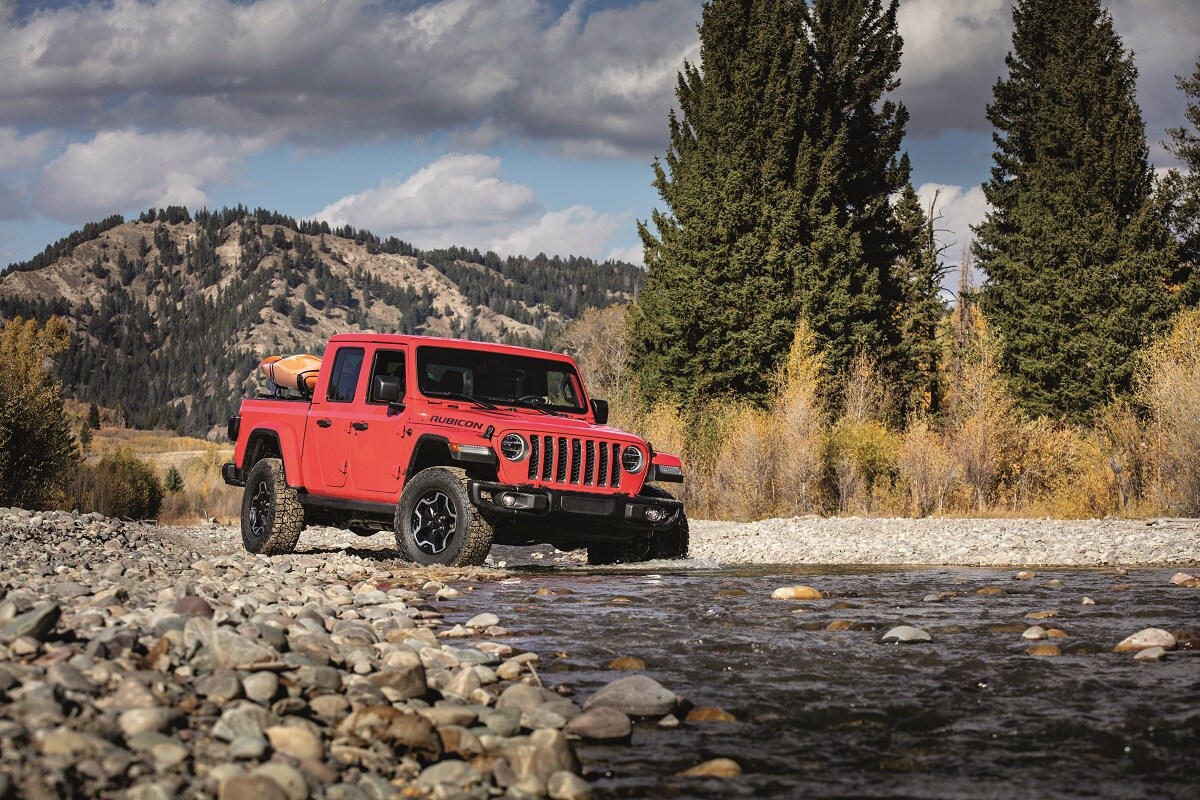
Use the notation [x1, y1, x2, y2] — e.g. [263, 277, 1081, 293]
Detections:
[898, 420, 956, 516]
[69, 450, 164, 520]
[1141, 308, 1200, 514]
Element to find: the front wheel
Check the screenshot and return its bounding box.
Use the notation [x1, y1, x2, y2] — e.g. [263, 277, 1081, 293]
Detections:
[394, 468, 493, 566]
[241, 458, 304, 555]
[587, 486, 689, 565]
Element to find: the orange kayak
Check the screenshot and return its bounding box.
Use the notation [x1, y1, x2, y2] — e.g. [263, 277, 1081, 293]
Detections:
[259, 354, 322, 394]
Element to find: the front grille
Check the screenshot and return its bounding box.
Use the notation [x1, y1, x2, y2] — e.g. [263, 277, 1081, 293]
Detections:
[525, 435, 624, 490]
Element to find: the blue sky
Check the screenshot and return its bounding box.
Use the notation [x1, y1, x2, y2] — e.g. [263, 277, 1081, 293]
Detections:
[0, 0, 1196, 270]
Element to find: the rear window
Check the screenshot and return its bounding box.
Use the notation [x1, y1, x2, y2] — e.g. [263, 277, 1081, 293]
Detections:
[326, 347, 365, 403]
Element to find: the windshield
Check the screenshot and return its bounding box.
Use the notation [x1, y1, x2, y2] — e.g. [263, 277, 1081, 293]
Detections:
[416, 346, 587, 414]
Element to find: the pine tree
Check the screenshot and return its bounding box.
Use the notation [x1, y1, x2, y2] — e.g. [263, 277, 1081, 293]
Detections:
[87, 402, 101, 430]
[893, 185, 949, 413]
[631, 0, 803, 404]
[632, 0, 911, 406]
[165, 465, 183, 494]
[974, 0, 1176, 421]
[789, 0, 910, 393]
[1162, 59, 1200, 303]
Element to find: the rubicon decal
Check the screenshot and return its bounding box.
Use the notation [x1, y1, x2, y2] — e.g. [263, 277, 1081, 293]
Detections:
[430, 415, 485, 430]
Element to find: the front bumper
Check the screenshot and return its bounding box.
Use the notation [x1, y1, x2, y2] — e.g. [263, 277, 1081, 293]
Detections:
[468, 480, 682, 533]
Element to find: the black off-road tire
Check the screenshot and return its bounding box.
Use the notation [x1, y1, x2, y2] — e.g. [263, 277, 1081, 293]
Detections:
[394, 467, 493, 566]
[587, 485, 689, 565]
[241, 458, 304, 555]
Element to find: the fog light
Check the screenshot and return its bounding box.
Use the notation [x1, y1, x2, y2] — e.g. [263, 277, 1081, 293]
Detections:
[500, 493, 517, 508]
[644, 507, 666, 522]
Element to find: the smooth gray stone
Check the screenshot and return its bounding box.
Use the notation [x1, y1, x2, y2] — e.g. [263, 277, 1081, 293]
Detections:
[583, 675, 676, 718]
[0, 601, 60, 643]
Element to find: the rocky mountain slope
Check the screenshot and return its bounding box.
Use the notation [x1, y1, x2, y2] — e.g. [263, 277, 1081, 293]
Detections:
[0, 206, 641, 437]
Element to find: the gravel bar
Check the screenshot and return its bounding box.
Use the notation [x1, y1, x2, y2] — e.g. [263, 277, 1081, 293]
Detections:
[689, 515, 1200, 566]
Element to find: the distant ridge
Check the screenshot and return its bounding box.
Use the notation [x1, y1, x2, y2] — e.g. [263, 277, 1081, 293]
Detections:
[0, 206, 642, 437]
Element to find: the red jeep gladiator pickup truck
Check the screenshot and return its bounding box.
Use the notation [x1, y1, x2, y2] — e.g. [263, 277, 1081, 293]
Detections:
[222, 333, 688, 567]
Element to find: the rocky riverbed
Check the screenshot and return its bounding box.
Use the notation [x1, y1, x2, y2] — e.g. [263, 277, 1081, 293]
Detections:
[0, 509, 703, 800]
[2, 508, 1198, 800]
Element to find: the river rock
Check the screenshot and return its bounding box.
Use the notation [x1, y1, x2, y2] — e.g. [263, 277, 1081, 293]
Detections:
[504, 729, 579, 783]
[416, 759, 482, 789]
[1021, 626, 1047, 641]
[251, 764, 308, 800]
[564, 707, 631, 742]
[230, 733, 270, 760]
[173, 596, 215, 618]
[676, 758, 742, 778]
[1134, 646, 1166, 661]
[1026, 644, 1061, 656]
[119, 707, 177, 738]
[1114, 628, 1176, 652]
[186, 618, 275, 670]
[584, 675, 676, 717]
[880, 625, 931, 644]
[1169, 572, 1196, 586]
[1082, 597, 1096, 605]
[243, 672, 279, 704]
[265, 725, 323, 761]
[771, 586, 823, 600]
[466, 612, 500, 628]
[0, 601, 60, 643]
[547, 771, 591, 800]
[686, 707, 737, 722]
[218, 775, 289, 800]
[608, 656, 645, 670]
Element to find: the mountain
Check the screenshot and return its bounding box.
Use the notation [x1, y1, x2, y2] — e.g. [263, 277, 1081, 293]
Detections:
[0, 206, 642, 437]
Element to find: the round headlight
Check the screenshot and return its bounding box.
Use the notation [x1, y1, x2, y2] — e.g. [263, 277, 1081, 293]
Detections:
[620, 445, 645, 473]
[500, 433, 528, 461]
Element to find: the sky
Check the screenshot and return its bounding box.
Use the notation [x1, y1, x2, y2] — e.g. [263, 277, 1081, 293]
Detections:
[0, 0, 1197, 271]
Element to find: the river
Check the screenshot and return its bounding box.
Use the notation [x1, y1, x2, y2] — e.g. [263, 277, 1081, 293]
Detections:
[448, 549, 1199, 799]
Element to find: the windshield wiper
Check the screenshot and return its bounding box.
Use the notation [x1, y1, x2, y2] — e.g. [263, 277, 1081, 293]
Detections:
[427, 391, 497, 410]
[506, 400, 564, 417]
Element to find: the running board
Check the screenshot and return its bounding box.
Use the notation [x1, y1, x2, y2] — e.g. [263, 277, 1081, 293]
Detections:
[297, 493, 395, 517]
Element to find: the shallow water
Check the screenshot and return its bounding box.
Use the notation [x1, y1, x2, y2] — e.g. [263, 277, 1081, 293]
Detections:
[450, 550, 1200, 799]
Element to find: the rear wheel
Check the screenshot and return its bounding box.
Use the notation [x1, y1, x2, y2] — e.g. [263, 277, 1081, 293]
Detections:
[395, 467, 493, 566]
[241, 458, 304, 555]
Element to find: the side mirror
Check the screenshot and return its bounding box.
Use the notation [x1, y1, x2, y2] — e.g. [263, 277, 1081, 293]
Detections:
[590, 398, 609, 425]
[374, 375, 404, 410]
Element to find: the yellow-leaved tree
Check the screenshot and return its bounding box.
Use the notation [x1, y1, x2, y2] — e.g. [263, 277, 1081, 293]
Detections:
[0, 316, 78, 508]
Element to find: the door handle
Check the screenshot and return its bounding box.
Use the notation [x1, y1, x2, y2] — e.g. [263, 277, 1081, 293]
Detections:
[316, 419, 332, 428]
[351, 422, 369, 431]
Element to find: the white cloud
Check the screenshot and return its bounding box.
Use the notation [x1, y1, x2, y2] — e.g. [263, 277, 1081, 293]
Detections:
[32, 129, 266, 221]
[315, 154, 539, 240]
[607, 244, 644, 266]
[490, 205, 630, 259]
[915, 182, 989, 266]
[315, 154, 633, 261]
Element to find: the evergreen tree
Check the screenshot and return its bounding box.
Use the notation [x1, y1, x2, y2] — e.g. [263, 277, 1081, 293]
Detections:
[633, 0, 910, 405]
[87, 402, 102, 429]
[1162, 59, 1200, 303]
[893, 185, 949, 413]
[165, 465, 183, 494]
[974, 0, 1175, 421]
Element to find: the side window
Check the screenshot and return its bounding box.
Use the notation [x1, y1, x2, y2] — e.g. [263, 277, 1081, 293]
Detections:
[326, 347, 365, 403]
[369, 350, 406, 403]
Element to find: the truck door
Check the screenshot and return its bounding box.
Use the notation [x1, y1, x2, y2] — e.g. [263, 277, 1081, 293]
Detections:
[348, 347, 412, 497]
[305, 345, 364, 491]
